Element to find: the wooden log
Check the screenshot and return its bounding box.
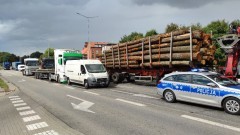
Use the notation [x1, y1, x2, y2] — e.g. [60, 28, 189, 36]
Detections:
[102, 39, 201, 56]
[104, 31, 203, 53]
[106, 64, 140, 68]
[104, 45, 200, 57]
[141, 61, 190, 66]
[102, 52, 202, 62]
[106, 61, 138, 65]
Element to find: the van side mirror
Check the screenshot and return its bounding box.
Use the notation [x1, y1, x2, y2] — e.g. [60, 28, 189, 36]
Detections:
[207, 83, 217, 88]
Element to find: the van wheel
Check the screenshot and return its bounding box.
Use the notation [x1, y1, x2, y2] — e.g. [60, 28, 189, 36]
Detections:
[67, 78, 71, 85]
[223, 97, 240, 115]
[163, 90, 176, 103]
[84, 80, 89, 89]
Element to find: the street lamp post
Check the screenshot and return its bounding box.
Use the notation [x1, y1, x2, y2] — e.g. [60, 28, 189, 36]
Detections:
[76, 13, 98, 43]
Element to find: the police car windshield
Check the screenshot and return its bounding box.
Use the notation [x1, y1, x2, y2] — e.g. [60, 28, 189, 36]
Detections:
[207, 74, 238, 86]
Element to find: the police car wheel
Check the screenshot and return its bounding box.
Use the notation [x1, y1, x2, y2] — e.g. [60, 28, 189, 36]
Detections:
[223, 97, 240, 115]
[164, 90, 176, 103]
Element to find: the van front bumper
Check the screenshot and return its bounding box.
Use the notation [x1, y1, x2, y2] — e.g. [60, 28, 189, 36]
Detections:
[88, 78, 109, 87]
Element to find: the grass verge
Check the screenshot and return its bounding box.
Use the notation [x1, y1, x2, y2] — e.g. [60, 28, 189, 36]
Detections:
[0, 78, 9, 92]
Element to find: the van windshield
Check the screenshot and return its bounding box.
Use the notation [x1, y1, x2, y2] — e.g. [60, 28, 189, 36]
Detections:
[85, 64, 106, 73]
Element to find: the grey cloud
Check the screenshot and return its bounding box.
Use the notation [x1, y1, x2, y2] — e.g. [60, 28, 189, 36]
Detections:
[131, 0, 230, 8]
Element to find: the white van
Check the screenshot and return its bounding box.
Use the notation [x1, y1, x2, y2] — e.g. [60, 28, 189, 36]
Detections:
[65, 59, 109, 88]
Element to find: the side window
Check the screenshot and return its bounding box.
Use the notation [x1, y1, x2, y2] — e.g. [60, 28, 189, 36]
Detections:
[175, 74, 191, 83]
[192, 75, 213, 85]
[164, 75, 176, 81]
[81, 65, 86, 74]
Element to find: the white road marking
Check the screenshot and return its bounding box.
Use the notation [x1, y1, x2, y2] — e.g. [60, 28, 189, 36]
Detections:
[16, 106, 31, 111]
[9, 96, 19, 98]
[181, 115, 240, 132]
[67, 94, 95, 113]
[18, 79, 26, 82]
[10, 98, 21, 101]
[111, 89, 134, 95]
[117, 85, 133, 89]
[111, 90, 159, 99]
[133, 94, 160, 99]
[34, 130, 59, 135]
[14, 103, 27, 107]
[19, 110, 36, 116]
[26, 122, 48, 131]
[116, 98, 146, 107]
[84, 91, 100, 95]
[12, 100, 24, 103]
[23, 115, 41, 122]
[65, 86, 75, 89]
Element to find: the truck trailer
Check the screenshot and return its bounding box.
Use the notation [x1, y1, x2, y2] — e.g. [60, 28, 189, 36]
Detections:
[99, 29, 216, 84]
[12, 61, 21, 70]
[33, 58, 55, 79]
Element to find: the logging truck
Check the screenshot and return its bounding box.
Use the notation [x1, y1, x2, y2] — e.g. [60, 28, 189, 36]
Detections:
[99, 29, 216, 84]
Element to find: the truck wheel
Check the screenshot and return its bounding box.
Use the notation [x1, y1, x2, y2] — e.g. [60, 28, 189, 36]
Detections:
[223, 97, 240, 115]
[48, 74, 52, 82]
[35, 73, 38, 79]
[112, 73, 120, 83]
[84, 80, 89, 89]
[118, 74, 125, 83]
[57, 75, 61, 83]
[67, 78, 71, 85]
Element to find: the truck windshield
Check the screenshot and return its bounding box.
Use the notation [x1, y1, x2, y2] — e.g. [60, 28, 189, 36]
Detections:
[85, 64, 106, 73]
[43, 60, 54, 68]
[26, 61, 38, 66]
[207, 74, 238, 86]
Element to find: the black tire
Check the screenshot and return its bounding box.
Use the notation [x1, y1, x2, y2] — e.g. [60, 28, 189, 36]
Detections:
[57, 75, 61, 83]
[48, 74, 52, 82]
[163, 90, 176, 103]
[112, 73, 120, 83]
[67, 78, 71, 85]
[84, 80, 89, 89]
[35, 73, 38, 79]
[223, 97, 240, 115]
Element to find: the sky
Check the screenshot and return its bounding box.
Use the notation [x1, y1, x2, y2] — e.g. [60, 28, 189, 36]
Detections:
[0, 0, 239, 56]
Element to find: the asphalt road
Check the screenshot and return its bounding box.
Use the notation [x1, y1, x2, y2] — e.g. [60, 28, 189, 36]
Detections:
[1, 70, 240, 135]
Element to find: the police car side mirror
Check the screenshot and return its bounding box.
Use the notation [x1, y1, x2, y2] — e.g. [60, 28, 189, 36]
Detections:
[207, 83, 217, 88]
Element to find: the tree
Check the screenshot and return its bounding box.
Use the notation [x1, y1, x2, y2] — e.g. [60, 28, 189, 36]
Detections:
[203, 20, 229, 65]
[30, 51, 43, 58]
[40, 48, 54, 59]
[145, 29, 158, 37]
[119, 32, 144, 43]
[165, 23, 179, 33]
[0, 52, 19, 63]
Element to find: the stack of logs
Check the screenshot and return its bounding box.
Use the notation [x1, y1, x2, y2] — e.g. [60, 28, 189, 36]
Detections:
[99, 29, 217, 69]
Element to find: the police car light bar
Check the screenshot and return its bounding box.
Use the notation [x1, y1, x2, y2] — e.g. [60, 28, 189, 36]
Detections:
[191, 68, 209, 72]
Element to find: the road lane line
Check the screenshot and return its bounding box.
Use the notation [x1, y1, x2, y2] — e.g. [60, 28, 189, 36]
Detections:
[34, 130, 59, 135]
[84, 91, 100, 95]
[9, 96, 19, 98]
[10, 98, 21, 101]
[111, 89, 134, 95]
[65, 86, 75, 89]
[12, 100, 24, 103]
[16, 106, 31, 111]
[22, 115, 41, 122]
[67, 95, 87, 102]
[181, 115, 240, 132]
[19, 110, 36, 116]
[26, 122, 48, 131]
[133, 94, 160, 99]
[117, 85, 133, 89]
[116, 98, 146, 107]
[14, 103, 27, 107]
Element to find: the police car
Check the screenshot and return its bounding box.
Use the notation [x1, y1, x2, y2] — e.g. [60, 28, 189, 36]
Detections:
[157, 69, 240, 115]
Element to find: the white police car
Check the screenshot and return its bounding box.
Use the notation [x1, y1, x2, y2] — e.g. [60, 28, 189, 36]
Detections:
[157, 69, 240, 115]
